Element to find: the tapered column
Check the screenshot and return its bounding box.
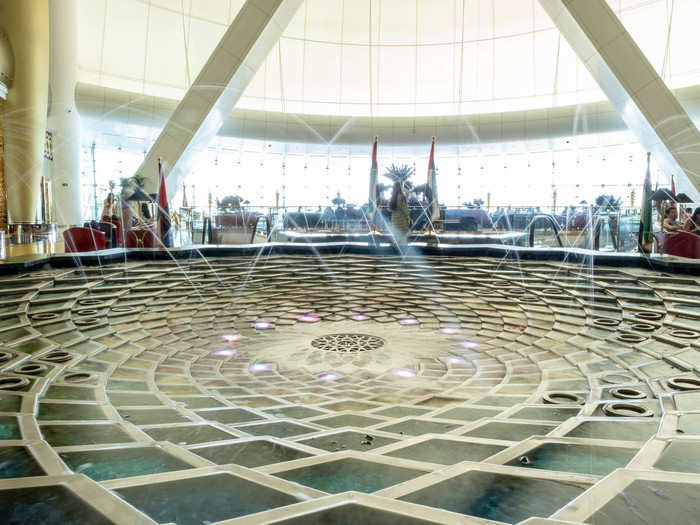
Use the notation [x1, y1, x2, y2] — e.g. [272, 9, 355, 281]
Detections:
[539, 0, 700, 201]
[48, 0, 81, 226]
[137, 0, 303, 197]
[0, 0, 49, 224]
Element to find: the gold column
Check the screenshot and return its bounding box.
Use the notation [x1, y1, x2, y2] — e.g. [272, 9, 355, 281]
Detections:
[0, 98, 6, 232]
[0, 0, 49, 225]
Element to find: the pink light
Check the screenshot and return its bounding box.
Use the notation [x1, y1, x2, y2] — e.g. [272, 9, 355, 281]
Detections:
[444, 356, 465, 364]
[399, 318, 419, 326]
[221, 334, 243, 343]
[440, 328, 458, 335]
[393, 368, 417, 377]
[460, 341, 479, 349]
[350, 313, 369, 321]
[318, 372, 341, 381]
[298, 314, 320, 323]
[213, 349, 237, 357]
[249, 363, 272, 372]
[254, 321, 274, 330]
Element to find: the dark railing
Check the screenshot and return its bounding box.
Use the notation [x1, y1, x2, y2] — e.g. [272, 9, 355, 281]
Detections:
[526, 214, 564, 248]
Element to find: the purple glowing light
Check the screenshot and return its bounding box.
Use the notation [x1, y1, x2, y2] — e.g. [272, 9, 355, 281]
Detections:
[213, 349, 237, 357]
[444, 356, 465, 364]
[399, 318, 419, 326]
[318, 372, 341, 381]
[221, 334, 243, 343]
[298, 314, 320, 323]
[393, 368, 417, 377]
[440, 328, 459, 335]
[460, 341, 479, 349]
[249, 363, 272, 372]
[350, 313, 369, 321]
[254, 321, 274, 330]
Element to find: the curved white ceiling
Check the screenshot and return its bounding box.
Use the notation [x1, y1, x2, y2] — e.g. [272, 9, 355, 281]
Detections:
[79, 0, 700, 117]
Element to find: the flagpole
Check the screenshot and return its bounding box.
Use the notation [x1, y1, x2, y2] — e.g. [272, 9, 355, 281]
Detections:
[427, 136, 439, 228]
[369, 136, 378, 216]
[638, 152, 652, 253]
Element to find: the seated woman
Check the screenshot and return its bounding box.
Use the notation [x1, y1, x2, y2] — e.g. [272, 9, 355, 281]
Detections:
[684, 207, 700, 235]
[663, 207, 683, 232]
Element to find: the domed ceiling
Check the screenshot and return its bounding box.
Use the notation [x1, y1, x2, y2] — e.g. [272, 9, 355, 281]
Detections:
[78, 0, 700, 118]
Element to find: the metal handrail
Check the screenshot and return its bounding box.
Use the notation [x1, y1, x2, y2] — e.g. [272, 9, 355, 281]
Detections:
[527, 214, 564, 248]
[250, 216, 271, 244]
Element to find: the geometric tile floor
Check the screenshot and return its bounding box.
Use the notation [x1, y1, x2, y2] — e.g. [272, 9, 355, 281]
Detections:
[1, 255, 700, 524]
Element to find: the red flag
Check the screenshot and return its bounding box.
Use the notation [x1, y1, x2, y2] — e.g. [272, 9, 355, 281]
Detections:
[670, 174, 676, 207]
[369, 136, 378, 213]
[157, 159, 172, 248]
[426, 137, 439, 221]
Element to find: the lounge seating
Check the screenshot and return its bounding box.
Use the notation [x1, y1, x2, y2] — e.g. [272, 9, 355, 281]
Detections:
[63, 227, 106, 253]
[657, 231, 700, 259]
[126, 229, 158, 248]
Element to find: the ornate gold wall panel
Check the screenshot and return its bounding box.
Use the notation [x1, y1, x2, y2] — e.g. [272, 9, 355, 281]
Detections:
[0, 0, 49, 224]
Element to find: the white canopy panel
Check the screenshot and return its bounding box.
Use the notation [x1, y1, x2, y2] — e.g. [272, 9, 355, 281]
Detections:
[78, 0, 700, 117]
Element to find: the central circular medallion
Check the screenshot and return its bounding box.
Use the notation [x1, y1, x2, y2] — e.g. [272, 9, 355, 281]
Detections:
[311, 333, 385, 353]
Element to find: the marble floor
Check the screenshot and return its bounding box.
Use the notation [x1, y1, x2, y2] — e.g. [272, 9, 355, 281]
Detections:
[1, 255, 700, 524]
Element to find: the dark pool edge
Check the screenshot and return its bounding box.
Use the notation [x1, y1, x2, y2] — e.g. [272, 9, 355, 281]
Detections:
[1, 243, 698, 275]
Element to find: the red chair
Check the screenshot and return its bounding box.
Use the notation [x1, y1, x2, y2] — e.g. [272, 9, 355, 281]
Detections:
[126, 229, 159, 248]
[63, 227, 106, 253]
[661, 231, 700, 259]
[103, 219, 123, 247]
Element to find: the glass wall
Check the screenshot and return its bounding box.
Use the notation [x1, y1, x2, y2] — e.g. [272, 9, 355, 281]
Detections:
[79, 129, 669, 222]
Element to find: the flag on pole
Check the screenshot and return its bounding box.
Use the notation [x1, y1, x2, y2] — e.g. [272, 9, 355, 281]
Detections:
[368, 136, 378, 215]
[638, 152, 653, 250]
[670, 174, 676, 207]
[426, 137, 439, 222]
[157, 159, 173, 248]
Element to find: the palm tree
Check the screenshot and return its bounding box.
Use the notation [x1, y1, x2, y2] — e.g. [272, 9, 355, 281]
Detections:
[383, 164, 415, 187]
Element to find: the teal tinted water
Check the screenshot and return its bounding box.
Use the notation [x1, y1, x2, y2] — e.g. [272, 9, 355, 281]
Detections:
[463, 422, 556, 441]
[506, 442, 637, 476]
[38, 403, 107, 421]
[654, 441, 700, 473]
[591, 480, 700, 525]
[278, 503, 442, 525]
[387, 439, 505, 465]
[0, 417, 21, 440]
[0, 485, 113, 525]
[0, 447, 45, 478]
[566, 421, 658, 441]
[193, 440, 312, 467]
[400, 470, 587, 523]
[0, 394, 21, 412]
[510, 406, 580, 421]
[41, 424, 133, 447]
[275, 458, 422, 493]
[240, 421, 317, 438]
[44, 385, 96, 401]
[379, 419, 461, 436]
[116, 473, 299, 525]
[117, 408, 189, 424]
[144, 424, 236, 445]
[60, 447, 192, 481]
[300, 430, 398, 452]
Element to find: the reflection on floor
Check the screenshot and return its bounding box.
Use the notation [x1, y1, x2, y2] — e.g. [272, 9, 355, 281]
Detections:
[1, 255, 700, 524]
[1, 239, 65, 259]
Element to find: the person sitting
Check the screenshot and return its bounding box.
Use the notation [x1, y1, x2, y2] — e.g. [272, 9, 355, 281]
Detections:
[683, 207, 700, 235]
[663, 207, 683, 232]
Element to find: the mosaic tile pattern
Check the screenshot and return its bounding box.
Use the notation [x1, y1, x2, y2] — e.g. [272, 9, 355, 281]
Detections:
[1, 255, 700, 524]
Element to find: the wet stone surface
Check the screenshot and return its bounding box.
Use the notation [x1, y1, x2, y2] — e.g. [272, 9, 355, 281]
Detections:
[1, 255, 700, 523]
